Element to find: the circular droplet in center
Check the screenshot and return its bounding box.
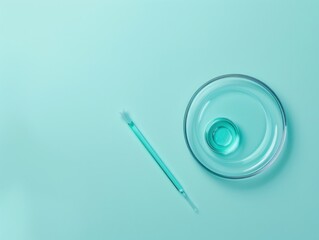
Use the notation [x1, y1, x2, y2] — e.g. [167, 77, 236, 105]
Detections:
[205, 118, 240, 155]
[213, 127, 233, 147]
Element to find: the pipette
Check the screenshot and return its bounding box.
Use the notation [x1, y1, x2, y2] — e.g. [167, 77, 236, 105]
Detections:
[121, 111, 198, 213]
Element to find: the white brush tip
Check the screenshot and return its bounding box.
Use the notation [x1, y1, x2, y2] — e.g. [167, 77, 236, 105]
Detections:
[120, 111, 133, 124]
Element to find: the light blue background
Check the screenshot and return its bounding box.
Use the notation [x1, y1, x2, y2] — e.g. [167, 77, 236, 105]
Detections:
[0, 0, 318, 239]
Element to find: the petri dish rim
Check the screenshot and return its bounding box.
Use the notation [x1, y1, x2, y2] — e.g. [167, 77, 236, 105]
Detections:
[183, 74, 287, 179]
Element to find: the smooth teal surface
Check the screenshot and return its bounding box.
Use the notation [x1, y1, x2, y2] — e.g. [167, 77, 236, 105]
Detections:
[0, 0, 319, 239]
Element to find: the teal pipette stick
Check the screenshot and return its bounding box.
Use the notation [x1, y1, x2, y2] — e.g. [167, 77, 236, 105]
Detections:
[121, 111, 198, 213]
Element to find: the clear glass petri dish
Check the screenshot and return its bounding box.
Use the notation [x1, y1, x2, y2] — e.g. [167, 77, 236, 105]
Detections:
[184, 74, 287, 179]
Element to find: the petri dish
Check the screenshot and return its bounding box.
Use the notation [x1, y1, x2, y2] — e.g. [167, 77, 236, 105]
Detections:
[184, 74, 287, 179]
